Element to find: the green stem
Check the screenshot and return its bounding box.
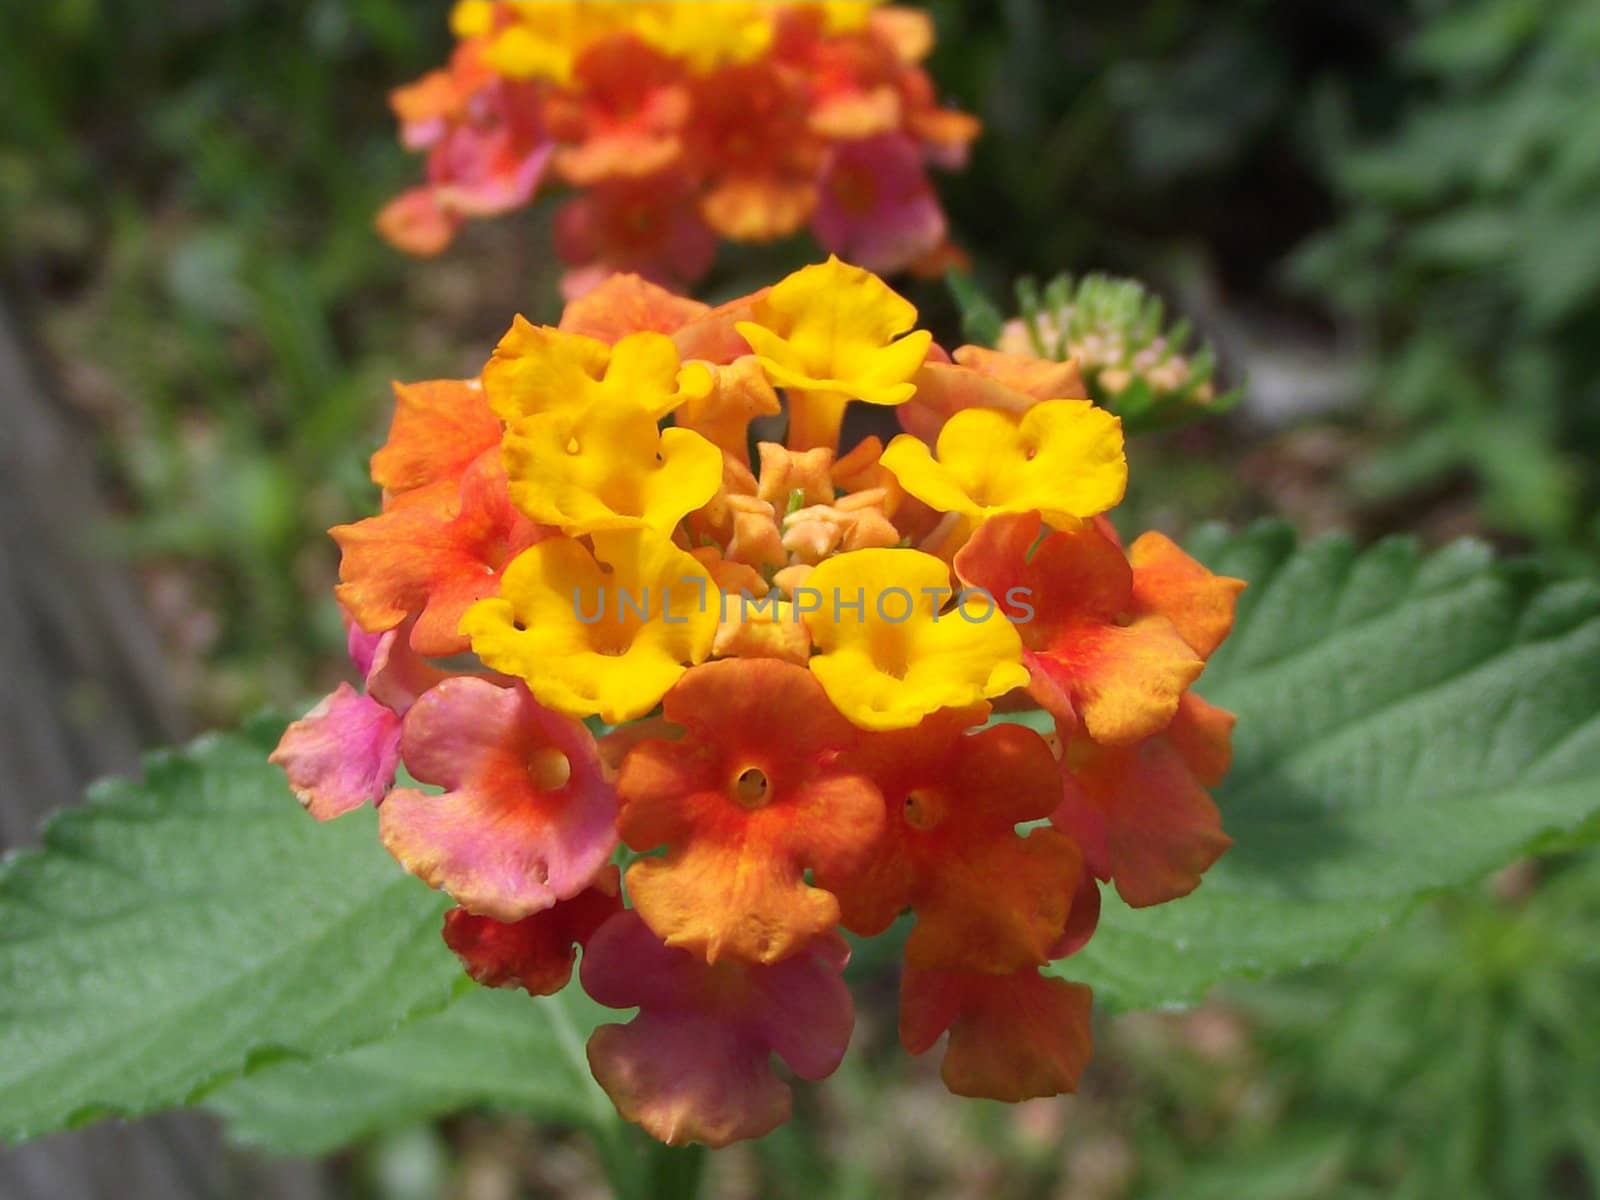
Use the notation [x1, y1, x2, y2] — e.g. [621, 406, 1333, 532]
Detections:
[592, 1122, 708, 1200]
[643, 1140, 708, 1200]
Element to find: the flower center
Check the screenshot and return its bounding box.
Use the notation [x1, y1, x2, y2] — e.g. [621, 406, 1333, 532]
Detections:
[528, 747, 572, 792]
[732, 766, 771, 809]
[903, 787, 946, 831]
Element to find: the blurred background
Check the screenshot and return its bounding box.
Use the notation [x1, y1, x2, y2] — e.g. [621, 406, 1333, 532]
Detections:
[1, 0, 1597, 1196]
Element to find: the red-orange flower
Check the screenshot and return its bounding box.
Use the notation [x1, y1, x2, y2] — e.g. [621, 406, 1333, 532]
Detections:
[369, 378, 502, 505]
[381, 4, 977, 290]
[684, 61, 821, 241]
[618, 659, 884, 964]
[443, 866, 622, 995]
[1053, 690, 1236, 908]
[822, 709, 1085, 974]
[956, 510, 1206, 746]
[333, 451, 548, 657]
[545, 34, 690, 185]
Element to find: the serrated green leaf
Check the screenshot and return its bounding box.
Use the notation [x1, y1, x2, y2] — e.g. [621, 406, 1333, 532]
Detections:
[0, 718, 457, 1142]
[1055, 524, 1600, 1010]
[208, 985, 614, 1155]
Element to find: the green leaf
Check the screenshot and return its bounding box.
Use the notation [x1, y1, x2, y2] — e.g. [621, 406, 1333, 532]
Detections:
[0, 718, 458, 1142]
[1056, 524, 1600, 1010]
[211, 984, 714, 1200]
[945, 269, 1005, 348]
[208, 985, 613, 1155]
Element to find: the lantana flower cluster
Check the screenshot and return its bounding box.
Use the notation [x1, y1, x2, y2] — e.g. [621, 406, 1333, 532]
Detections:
[380, 0, 976, 295]
[273, 258, 1242, 1147]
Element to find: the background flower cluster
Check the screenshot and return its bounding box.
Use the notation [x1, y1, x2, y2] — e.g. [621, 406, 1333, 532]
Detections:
[379, 0, 977, 296]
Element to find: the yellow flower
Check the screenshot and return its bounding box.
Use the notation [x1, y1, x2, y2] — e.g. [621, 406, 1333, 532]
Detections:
[817, 1, 884, 34]
[799, 548, 1028, 730]
[631, 1, 774, 71]
[880, 399, 1126, 529]
[479, 1, 638, 83]
[483, 25, 574, 84]
[462, 530, 716, 724]
[502, 401, 722, 536]
[736, 257, 933, 451]
[449, 0, 495, 39]
[483, 320, 712, 425]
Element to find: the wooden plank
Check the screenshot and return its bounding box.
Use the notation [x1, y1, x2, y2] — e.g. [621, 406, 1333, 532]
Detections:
[0, 300, 334, 1199]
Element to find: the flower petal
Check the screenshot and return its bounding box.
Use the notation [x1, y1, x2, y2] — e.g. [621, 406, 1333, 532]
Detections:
[618, 659, 883, 962]
[1129, 531, 1246, 660]
[271, 684, 401, 821]
[380, 677, 618, 919]
[441, 866, 621, 995]
[901, 966, 1094, 1101]
[582, 912, 852, 1147]
[370, 379, 502, 498]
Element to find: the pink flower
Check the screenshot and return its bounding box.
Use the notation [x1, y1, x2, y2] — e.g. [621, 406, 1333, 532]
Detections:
[270, 621, 446, 821]
[378, 79, 554, 256]
[380, 676, 618, 921]
[581, 911, 854, 1147]
[810, 134, 945, 274]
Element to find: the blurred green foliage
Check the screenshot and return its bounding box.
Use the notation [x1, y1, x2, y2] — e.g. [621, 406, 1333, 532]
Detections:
[1293, 0, 1600, 563]
[1126, 857, 1600, 1199]
[0, 0, 466, 713]
[926, 0, 1397, 292]
[930, 0, 1600, 562]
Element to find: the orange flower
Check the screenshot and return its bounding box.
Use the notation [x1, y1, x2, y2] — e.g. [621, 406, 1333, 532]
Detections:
[898, 343, 1087, 443]
[1053, 690, 1236, 908]
[675, 356, 783, 467]
[333, 451, 548, 657]
[545, 34, 690, 185]
[369, 378, 502, 504]
[955, 510, 1206, 745]
[618, 659, 885, 963]
[898, 65, 982, 165]
[822, 710, 1084, 973]
[901, 966, 1093, 1101]
[1128, 530, 1247, 659]
[685, 61, 821, 241]
[953, 343, 1088, 401]
[558, 272, 710, 343]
